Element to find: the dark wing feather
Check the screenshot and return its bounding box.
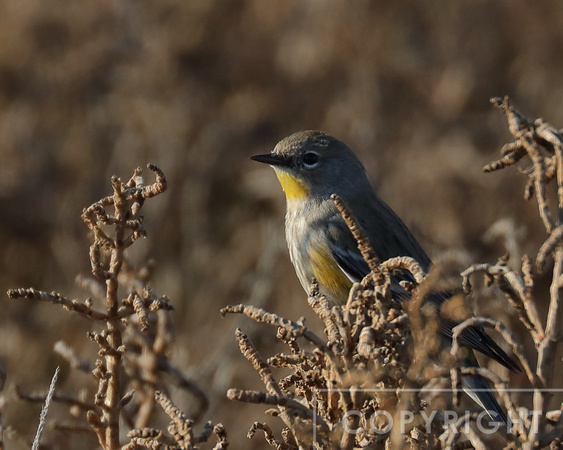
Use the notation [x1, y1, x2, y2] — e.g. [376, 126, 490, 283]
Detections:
[462, 358, 508, 423]
[325, 224, 521, 373]
[325, 220, 371, 282]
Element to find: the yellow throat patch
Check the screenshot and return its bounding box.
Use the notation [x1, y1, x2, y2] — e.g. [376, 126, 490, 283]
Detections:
[274, 170, 310, 200]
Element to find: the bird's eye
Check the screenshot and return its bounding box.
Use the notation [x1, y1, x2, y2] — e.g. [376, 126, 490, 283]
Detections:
[302, 152, 319, 168]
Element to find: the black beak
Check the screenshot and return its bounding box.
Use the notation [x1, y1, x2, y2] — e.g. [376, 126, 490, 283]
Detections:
[250, 153, 290, 167]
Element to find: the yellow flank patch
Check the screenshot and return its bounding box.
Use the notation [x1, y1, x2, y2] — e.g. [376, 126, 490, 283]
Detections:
[309, 246, 353, 304]
[274, 170, 310, 200]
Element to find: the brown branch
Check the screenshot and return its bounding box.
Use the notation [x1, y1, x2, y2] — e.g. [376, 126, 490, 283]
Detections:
[211, 424, 229, 450]
[483, 141, 527, 172]
[490, 96, 555, 233]
[440, 412, 486, 450]
[461, 263, 544, 342]
[379, 256, 426, 284]
[307, 281, 342, 351]
[226, 389, 329, 431]
[450, 316, 537, 387]
[7, 288, 107, 320]
[154, 390, 193, 447]
[155, 391, 190, 425]
[276, 327, 300, 354]
[157, 360, 209, 423]
[15, 386, 96, 412]
[331, 193, 380, 274]
[87, 410, 105, 448]
[235, 328, 281, 396]
[221, 304, 326, 349]
[247, 422, 296, 449]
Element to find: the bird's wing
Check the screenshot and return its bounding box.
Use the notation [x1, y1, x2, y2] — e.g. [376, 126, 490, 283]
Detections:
[428, 292, 522, 373]
[323, 212, 521, 373]
[326, 219, 419, 288]
[322, 218, 370, 283]
[331, 244, 370, 284]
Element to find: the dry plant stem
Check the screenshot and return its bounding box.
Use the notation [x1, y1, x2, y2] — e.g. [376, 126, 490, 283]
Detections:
[83, 165, 167, 449]
[276, 328, 300, 354]
[441, 412, 486, 450]
[461, 263, 543, 342]
[490, 97, 554, 232]
[541, 225, 563, 377]
[331, 194, 380, 273]
[15, 387, 96, 412]
[533, 245, 563, 446]
[52, 422, 98, 436]
[490, 98, 563, 448]
[54, 341, 96, 373]
[538, 422, 563, 448]
[339, 390, 360, 450]
[6, 288, 108, 320]
[552, 125, 563, 224]
[450, 316, 537, 386]
[124, 390, 223, 449]
[379, 256, 426, 284]
[31, 366, 59, 450]
[211, 424, 229, 450]
[220, 304, 325, 349]
[155, 390, 196, 448]
[102, 263, 123, 450]
[247, 422, 295, 450]
[158, 360, 209, 423]
[527, 136, 553, 233]
[232, 329, 330, 445]
[235, 328, 281, 397]
[7, 165, 169, 449]
[226, 389, 329, 431]
[483, 141, 527, 172]
[307, 282, 342, 350]
[154, 391, 188, 427]
[450, 368, 461, 408]
[537, 226, 563, 273]
[87, 410, 105, 447]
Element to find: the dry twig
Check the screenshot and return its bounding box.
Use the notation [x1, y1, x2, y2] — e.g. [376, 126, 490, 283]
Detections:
[6, 165, 213, 449]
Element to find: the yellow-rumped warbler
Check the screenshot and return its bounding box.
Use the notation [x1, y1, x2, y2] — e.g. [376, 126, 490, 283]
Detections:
[251, 130, 520, 423]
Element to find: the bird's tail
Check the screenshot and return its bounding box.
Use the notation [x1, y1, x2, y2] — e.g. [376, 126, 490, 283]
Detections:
[461, 358, 507, 424]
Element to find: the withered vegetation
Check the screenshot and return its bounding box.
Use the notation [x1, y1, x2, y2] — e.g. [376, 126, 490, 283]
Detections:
[6, 165, 224, 449]
[2, 98, 563, 449]
[221, 98, 563, 449]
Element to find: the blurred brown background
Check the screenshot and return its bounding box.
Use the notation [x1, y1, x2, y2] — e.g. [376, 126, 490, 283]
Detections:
[1, 0, 563, 447]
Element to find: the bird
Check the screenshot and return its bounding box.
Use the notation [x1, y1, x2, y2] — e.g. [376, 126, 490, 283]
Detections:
[251, 130, 520, 424]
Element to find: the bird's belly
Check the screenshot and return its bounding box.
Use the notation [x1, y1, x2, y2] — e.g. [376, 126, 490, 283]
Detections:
[285, 211, 352, 304]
